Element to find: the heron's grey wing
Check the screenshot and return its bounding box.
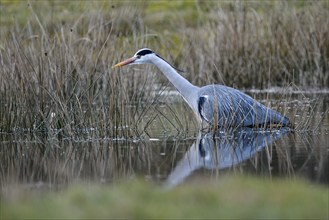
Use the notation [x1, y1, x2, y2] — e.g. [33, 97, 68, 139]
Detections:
[198, 85, 291, 127]
[198, 95, 213, 124]
[198, 90, 248, 126]
[231, 91, 291, 127]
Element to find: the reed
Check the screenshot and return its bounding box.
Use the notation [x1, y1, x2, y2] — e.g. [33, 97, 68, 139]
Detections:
[1, 1, 327, 136]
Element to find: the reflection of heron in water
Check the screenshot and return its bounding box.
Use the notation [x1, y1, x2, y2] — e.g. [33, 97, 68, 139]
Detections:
[113, 48, 292, 128]
[165, 128, 289, 188]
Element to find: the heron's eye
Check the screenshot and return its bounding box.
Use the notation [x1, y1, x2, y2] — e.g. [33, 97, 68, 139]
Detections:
[136, 55, 141, 59]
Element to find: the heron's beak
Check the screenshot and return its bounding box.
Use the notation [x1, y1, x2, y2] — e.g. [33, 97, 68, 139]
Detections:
[112, 57, 136, 68]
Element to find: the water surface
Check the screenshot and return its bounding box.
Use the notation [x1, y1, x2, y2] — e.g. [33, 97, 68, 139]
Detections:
[0, 91, 328, 191]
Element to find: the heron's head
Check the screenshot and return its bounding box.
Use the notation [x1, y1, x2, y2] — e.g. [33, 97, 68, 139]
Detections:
[113, 48, 155, 68]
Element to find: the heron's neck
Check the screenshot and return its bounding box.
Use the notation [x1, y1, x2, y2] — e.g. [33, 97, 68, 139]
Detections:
[151, 56, 199, 106]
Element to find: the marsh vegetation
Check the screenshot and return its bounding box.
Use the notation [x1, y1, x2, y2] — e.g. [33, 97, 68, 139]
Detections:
[1, 1, 328, 135]
[0, 1, 328, 219]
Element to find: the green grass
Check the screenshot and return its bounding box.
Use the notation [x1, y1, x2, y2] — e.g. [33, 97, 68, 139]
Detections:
[1, 176, 328, 219]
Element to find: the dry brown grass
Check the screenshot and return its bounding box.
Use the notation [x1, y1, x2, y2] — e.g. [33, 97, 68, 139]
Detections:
[0, 1, 328, 135]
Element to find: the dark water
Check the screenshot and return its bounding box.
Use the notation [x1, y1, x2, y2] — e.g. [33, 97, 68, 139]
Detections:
[0, 92, 328, 191]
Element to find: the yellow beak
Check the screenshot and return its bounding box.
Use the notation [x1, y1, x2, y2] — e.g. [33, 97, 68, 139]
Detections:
[112, 57, 136, 68]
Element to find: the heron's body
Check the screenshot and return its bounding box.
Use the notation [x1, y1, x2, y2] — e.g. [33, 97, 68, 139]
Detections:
[113, 48, 291, 128]
[196, 85, 290, 127]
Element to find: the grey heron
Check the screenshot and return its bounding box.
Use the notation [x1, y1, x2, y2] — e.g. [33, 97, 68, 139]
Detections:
[113, 48, 291, 128]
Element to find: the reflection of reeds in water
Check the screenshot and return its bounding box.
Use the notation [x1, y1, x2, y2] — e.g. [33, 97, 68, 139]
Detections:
[0, 135, 151, 189]
[272, 132, 328, 184]
[1, 128, 327, 190]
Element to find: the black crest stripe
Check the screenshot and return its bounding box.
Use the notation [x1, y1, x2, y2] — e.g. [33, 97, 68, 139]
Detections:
[136, 49, 154, 56]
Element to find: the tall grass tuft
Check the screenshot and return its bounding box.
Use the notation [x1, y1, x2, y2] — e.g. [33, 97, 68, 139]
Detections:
[177, 1, 329, 88]
[0, 3, 157, 137]
[1, 1, 328, 136]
